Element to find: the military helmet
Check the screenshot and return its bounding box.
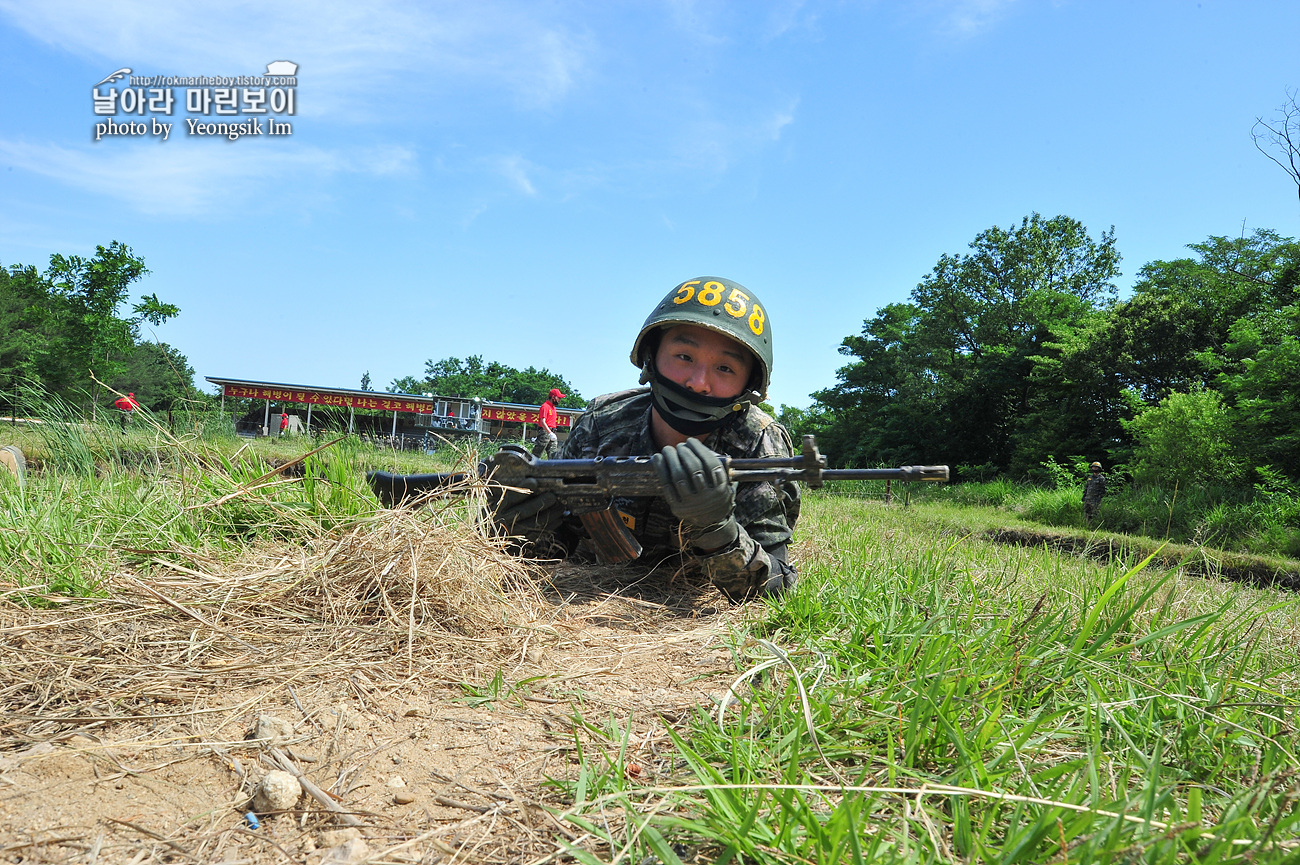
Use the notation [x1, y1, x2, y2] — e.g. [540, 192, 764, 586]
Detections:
[630, 277, 773, 399]
[1090, 461, 1102, 471]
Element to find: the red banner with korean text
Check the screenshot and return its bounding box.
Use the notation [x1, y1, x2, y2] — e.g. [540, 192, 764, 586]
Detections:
[222, 384, 433, 414]
[480, 407, 573, 427]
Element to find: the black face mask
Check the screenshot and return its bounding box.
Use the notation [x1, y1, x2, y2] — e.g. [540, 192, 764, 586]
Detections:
[647, 364, 751, 436]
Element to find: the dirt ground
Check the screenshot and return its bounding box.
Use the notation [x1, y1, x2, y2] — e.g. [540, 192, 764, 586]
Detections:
[0, 553, 751, 864]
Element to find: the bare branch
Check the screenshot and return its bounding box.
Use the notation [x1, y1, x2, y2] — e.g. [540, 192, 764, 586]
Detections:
[1252, 88, 1300, 210]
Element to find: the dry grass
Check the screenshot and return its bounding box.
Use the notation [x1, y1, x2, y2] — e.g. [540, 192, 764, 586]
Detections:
[0, 501, 543, 747]
[0, 483, 745, 864]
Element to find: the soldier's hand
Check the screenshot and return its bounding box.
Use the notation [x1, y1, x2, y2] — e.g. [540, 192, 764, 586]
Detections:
[490, 487, 565, 541]
[653, 439, 739, 550]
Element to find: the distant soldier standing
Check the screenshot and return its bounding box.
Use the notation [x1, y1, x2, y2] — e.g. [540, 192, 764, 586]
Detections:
[1083, 461, 1106, 524]
[531, 388, 564, 459]
[113, 392, 139, 433]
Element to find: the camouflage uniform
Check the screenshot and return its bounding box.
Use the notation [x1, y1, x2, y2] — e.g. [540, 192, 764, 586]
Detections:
[559, 387, 800, 600]
[531, 429, 558, 460]
[1083, 471, 1107, 522]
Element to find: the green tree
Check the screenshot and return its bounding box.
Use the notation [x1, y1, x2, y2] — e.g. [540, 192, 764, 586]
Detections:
[1099, 232, 1300, 399]
[1123, 387, 1241, 487]
[1082, 230, 1300, 482]
[815, 214, 1121, 472]
[388, 375, 425, 394]
[1216, 304, 1300, 479]
[45, 243, 139, 382]
[389, 355, 585, 407]
[0, 263, 57, 395]
[775, 403, 829, 441]
[41, 242, 178, 400]
[109, 342, 198, 412]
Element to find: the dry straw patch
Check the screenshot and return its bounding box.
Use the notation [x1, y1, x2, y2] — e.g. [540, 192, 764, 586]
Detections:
[0, 502, 543, 746]
[0, 495, 738, 863]
[0, 420, 746, 861]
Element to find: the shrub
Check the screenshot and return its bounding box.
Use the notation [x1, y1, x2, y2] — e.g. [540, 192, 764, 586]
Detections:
[1018, 487, 1083, 527]
[1123, 387, 1241, 486]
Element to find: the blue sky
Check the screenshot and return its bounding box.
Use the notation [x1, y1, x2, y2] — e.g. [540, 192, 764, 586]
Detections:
[1, 1, 1297, 410]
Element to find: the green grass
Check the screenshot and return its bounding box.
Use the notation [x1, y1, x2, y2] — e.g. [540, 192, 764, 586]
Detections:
[7, 404, 1300, 860]
[554, 496, 1300, 863]
[0, 402, 473, 598]
[909, 478, 1300, 561]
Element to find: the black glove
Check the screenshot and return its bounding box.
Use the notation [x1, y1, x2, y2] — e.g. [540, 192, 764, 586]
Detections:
[652, 439, 739, 551]
[760, 550, 799, 597]
[490, 487, 565, 542]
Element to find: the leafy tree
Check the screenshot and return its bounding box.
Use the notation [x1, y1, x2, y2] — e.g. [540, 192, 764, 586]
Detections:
[0, 263, 56, 395]
[1216, 304, 1300, 479]
[109, 342, 198, 412]
[389, 355, 585, 407]
[1094, 230, 1300, 482]
[814, 214, 1121, 472]
[360, 371, 372, 391]
[1113, 232, 1300, 394]
[775, 403, 829, 440]
[44, 242, 176, 392]
[1, 243, 180, 405]
[388, 375, 425, 395]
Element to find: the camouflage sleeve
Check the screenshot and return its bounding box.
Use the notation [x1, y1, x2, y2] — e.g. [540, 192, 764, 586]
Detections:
[697, 532, 796, 602]
[558, 412, 596, 459]
[694, 423, 801, 601]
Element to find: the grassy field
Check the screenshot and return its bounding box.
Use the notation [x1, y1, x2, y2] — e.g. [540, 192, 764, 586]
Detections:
[556, 495, 1300, 863]
[3, 417, 1300, 862]
[901, 477, 1300, 561]
[0, 413, 463, 596]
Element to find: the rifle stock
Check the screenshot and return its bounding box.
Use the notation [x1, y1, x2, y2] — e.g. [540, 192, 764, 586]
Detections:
[367, 469, 479, 507]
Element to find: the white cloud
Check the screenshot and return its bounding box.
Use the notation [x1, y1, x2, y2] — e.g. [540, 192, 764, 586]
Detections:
[662, 96, 799, 175]
[0, 137, 415, 215]
[762, 0, 817, 41]
[933, 0, 1019, 38]
[763, 99, 798, 141]
[495, 155, 537, 196]
[662, 0, 729, 45]
[0, 0, 590, 115]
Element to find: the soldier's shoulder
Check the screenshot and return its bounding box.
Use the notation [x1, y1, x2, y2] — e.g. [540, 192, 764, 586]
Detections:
[584, 387, 651, 414]
[745, 403, 778, 430]
[725, 405, 793, 456]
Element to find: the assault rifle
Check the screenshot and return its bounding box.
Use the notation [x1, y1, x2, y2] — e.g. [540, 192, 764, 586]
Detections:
[367, 435, 948, 564]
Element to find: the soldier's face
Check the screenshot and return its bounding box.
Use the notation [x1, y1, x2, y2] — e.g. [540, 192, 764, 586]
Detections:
[655, 324, 754, 401]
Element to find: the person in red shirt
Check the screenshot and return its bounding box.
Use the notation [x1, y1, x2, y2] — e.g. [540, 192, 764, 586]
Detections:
[531, 388, 564, 459]
[113, 392, 139, 432]
[279, 412, 289, 436]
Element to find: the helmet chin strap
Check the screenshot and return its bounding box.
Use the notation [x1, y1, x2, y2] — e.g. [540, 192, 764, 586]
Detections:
[644, 362, 752, 437]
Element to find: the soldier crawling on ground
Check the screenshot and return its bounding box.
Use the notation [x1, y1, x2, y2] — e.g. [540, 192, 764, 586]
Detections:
[1083, 461, 1107, 524]
[494, 277, 800, 602]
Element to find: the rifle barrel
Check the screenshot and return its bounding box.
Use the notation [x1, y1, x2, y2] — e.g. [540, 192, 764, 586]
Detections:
[824, 466, 949, 482]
